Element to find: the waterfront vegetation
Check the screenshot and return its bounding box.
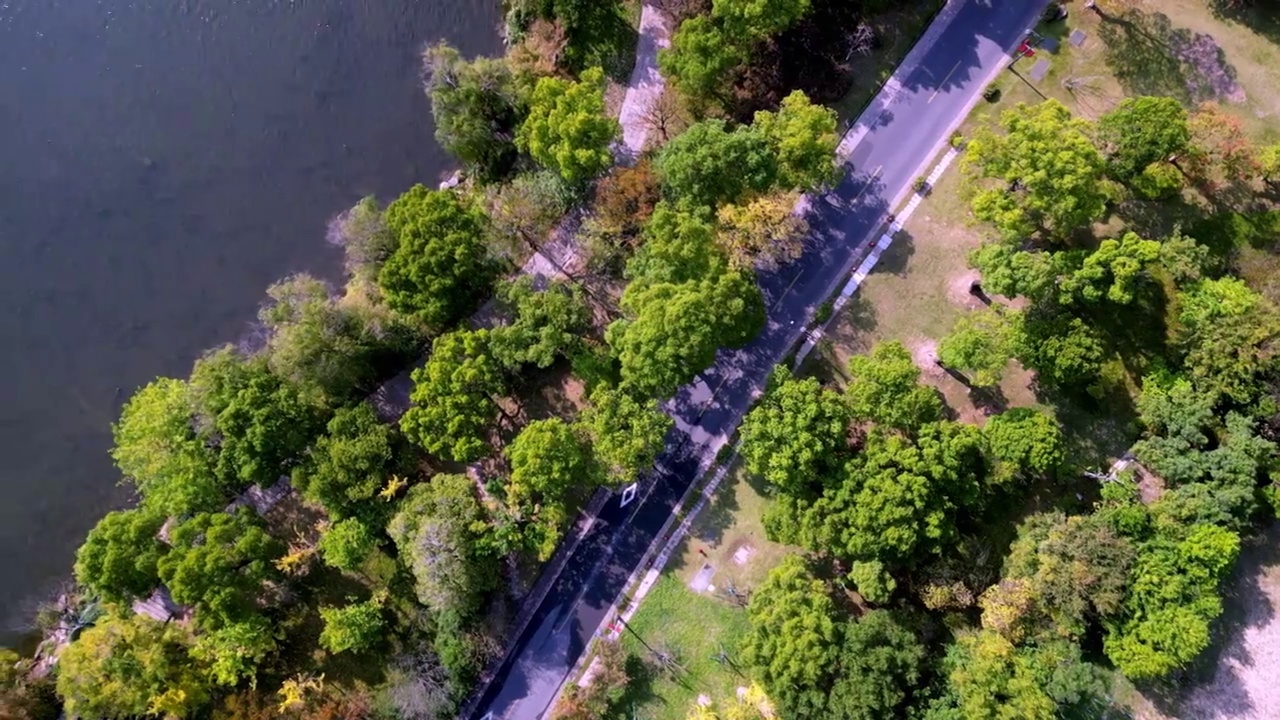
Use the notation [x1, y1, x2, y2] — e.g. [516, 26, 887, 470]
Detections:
[7, 1, 1280, 719]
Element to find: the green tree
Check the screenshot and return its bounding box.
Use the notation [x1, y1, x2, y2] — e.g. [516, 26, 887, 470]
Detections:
[1014, 307, 1107, 391]
[157, 511, 282, 630]
[659, 16, 745, 108]
[319, 599, 386, 654]
[517, 67, 619, 184]
[847, 560, 896, 605]
[387, 474, 497, 617]
[983, 512, 1135, 642]
[937, 306, 1020, 387]
[111, 378, 222, 516]
[942, 631, 1105, 720]
[968, 242, 1058, 301]
[625, 202, 726, 289]
[401, 329, 507, 463]
[655, 119, 775, 207]
[1097, 96, 1190, 179]
[1060, 232, 1162, 304]
[608, 271, 764, 398]
[740, 367, 851, 496]
[966, 100, 1109, 240]
[846, 341, 944, 432]
[503, 418, 595, 549]
[260, 274, 408, 405]
[711, 0, 811, 40]
[1177, 277, 1280, 404]
[56, 613, 209, 719]
[423, 43, 521, 181]
[806, 422, 987, 564]
[491, 277, 591, 370]
[983, 408, 1066, 483]
[753, 90, 838, 191]
[292, 403, 395, 521]
[579, 386, 673, 485]
[715, 191, 808, 270]
[318, 518, 378, 573]
[1105, 524, 1240, 680]
[190, 616, 277, 688]
[379, 185, 499, 329]
[828, 610, 926, 720]
[74, 508, 167, 604]
[742, 556, 838, 719]
[210, 367, 324, 490]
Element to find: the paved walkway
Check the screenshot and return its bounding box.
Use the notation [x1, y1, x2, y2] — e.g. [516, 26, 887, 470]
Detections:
[615, 4, 673, 161]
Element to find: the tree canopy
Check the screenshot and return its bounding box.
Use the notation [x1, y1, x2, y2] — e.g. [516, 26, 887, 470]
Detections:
[379, 185, 499, 329]
[503, 418, 595, 551]
[318, 517, 378, 572]
[387, 474, 497, 618]
[319, 599, 386, 654]
[401, 329, 507, 463]
[752, 90, 837, 191]
[742, 556, 838, 719]
[111, 378, 222, 516]
[983, 408, 1066, 484]
[937, 306, 1020, 387]
[1059, 232, 1162, 305]
[827, 610, 926, 720]
[966, 100, 1109, 240]
[939, 631, 1106, 720]
[517, 67, 619, 184]
[1096, 96, 1190, 180]
[292, 402, 395, 522]
[1176, 277, 1280, 405]
[660, 16, 746, 107]
[982, 512, 1134, 642]
[579, 386, 673, 486]
[491, 277, 591, 370]
[56, 613, 209, 719]
[711, 0, 811, 41]
[625, 202, 726, 290]
[715, 191, 808, 270]
[423, 42, 521, 182]
[74, 508, 167, 604]
[157, 510, 282, 630]
[846, 340, 944, 432]
[1105, 524, 1240, 680]
[655, 119, 776, 207]
[740, 367, 851, 496]
[259, 274, 410, 405]
[608, 271, 764, 398]
[781, 422, 987, 565]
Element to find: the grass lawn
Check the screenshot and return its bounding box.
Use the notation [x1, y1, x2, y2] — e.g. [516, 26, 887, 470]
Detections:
[614, 465, 796, 720]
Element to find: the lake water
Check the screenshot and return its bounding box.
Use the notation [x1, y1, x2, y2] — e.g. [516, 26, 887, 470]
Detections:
[0, 0, 501, 640]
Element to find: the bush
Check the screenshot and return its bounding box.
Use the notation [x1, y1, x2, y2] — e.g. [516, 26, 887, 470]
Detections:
[950, 131, 965, 149]
[983, 86, 1001, 102]
[1131, 161, 1184, 200]
[913, 176, 931, 194]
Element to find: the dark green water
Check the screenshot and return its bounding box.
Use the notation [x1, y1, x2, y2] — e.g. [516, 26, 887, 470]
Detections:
[0, 0, 501, 640]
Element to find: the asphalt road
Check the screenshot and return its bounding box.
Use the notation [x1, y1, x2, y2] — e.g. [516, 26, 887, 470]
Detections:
[471, 2, 1050, 717]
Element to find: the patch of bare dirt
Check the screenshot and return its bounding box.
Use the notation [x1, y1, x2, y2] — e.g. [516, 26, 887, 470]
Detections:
[907, 337, 944, 379]
[947, 269, 985, 310]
